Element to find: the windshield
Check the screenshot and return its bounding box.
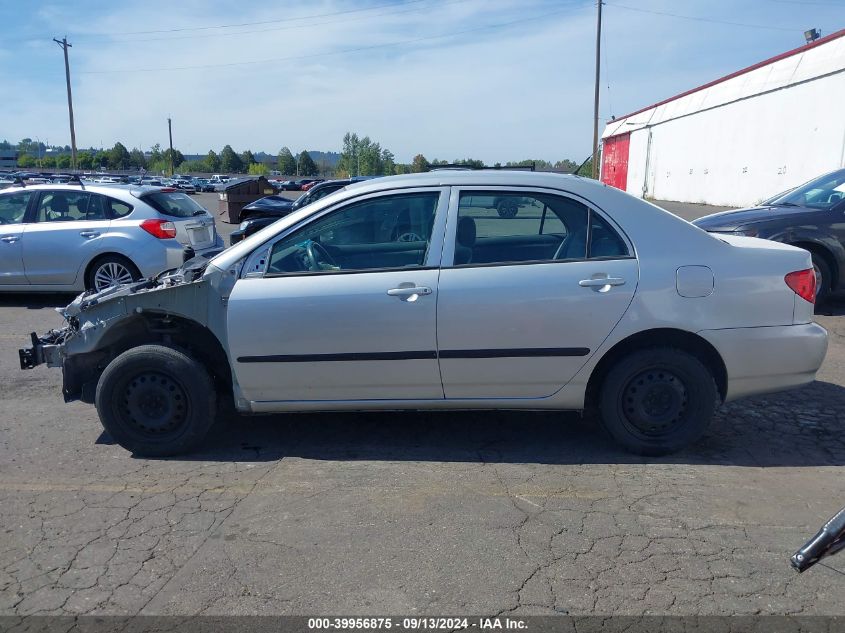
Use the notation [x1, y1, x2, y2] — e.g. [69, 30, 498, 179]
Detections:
[142, 191, 207, 218]
[766, 168, 845, 209]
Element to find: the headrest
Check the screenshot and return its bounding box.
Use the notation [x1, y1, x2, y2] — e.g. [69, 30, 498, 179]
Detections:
[456, 216, 476, 247]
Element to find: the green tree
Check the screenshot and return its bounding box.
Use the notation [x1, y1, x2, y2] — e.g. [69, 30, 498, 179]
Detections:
[220, 145, 242, 173]
[149, 143, 163, 165]
[381, 149, 395, 176]
[56, 154, 72, 169]
[93, 150, 109, 169]
[0, 140, 11, 150]
[277, 147, 296, 175]
[411, 154, 429, 173]
[162, 148, 185, 173]
[240, 150, 255, 171]
[108, 142, 131, 170]
[248, 162, 269, 176]
[129, 148, 146, 170]
[297, 150, 318, 177]
[40, 156, 56, 169]
[206, 150, 220, 172]
[17, 154, 34, 168]
[77, 151, 93, 170]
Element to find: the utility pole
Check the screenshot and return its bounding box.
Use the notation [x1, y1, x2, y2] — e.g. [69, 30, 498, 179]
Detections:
[591, 0, 603, 179]
[167, 117, 174, 176]
[53, 37, 78, 171]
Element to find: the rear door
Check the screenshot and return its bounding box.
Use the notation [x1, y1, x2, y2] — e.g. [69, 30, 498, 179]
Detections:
[21, 190, 112, 286]
[436, 187, 638, 399]
[0, 190, 34, 285]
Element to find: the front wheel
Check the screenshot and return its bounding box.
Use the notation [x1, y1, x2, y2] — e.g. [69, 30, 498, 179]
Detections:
[95, 345, 216, 456]
[598, 347, 718, 455]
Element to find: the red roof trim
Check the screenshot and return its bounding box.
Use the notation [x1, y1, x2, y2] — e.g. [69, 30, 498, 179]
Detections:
[608, 27, 845, 124]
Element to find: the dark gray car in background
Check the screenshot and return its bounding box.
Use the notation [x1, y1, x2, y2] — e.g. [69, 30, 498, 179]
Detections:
[693, 168, 845, 302]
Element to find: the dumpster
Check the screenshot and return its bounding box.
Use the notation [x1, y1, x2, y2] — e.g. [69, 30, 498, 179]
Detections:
[217, 176, 276, 223]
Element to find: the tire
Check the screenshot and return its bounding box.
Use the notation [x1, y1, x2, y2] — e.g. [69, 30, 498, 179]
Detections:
[86, 255, 141, 292]
[810, 252, 831, 305]
[496, 198, 519, 219]
[95, 345, 216, 457]
[598, 347, 718, 456]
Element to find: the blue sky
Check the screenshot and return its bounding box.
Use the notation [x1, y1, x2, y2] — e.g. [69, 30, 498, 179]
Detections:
[0, 0, 842, 163]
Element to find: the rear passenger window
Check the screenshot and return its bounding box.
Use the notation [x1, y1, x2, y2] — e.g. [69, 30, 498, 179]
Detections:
[589, 213, 629, 258]
[452, 192, 589, 266]
[108, 198, 133, 218]
[36, 191, 91, 222]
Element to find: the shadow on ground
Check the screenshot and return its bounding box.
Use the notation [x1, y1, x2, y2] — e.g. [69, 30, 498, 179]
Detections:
[114, 380, 845, 469]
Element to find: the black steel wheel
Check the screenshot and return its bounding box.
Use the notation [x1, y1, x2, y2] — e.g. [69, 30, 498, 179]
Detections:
[598, 347, 717, 455]
[96, 345, 216, 456]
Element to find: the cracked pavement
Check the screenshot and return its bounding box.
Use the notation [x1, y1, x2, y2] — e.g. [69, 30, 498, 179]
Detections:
[1, 205, 844, 616]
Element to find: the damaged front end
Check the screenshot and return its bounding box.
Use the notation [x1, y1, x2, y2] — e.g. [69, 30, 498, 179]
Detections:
[18, 256, 237, 404]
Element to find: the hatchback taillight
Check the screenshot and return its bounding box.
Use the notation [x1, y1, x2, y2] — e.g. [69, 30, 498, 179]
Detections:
[140, 219, 177, 239]
[785, 268, 816, 304]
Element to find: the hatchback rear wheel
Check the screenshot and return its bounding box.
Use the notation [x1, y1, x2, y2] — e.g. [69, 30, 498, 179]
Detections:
[598, 347, 718, 455]
[95, 345, 216, 456]
[86, 255, 141, 291]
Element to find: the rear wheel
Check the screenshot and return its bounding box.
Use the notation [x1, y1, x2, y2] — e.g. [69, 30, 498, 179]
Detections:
[810, 252, 831, 304]
[598, 347, 717, 455]
[86, 255, 141, 291]
[95, 345, 216, 456]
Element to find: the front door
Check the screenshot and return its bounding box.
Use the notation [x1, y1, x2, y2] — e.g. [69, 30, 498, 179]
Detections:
[0, 190, 34, 285]
[227, 188, 448, 404]
[436, 188, 638, 399]
[22, 190, 112, 286]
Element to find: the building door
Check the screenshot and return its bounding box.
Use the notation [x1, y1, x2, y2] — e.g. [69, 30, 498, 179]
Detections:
[601, 133, 630, 191]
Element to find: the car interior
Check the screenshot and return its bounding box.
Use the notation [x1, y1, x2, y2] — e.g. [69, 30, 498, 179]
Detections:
[264, 191, 629, 276]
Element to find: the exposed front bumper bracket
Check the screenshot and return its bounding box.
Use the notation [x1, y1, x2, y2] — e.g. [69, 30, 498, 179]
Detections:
[19, 332, 44, 370]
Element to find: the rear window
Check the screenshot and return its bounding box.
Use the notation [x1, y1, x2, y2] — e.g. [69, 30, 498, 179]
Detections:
[142, 191, 205, 218]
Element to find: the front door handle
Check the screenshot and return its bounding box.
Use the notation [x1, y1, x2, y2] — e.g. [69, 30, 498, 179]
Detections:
[579, 276, 626, 289]
[79, 230, 100, 238]
[1, 236, 20, 244]
[387, 286, 432, 301]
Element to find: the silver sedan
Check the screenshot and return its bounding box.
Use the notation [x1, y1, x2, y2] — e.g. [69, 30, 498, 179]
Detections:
[20, 171, 828, 456]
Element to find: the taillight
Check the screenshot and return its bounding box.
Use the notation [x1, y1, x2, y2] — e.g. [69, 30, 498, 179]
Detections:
[140, 219, 177, 239]
[785, 268, 816, 304]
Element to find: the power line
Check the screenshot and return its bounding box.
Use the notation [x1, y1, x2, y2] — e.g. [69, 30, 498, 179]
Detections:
[72, 0, 432, 38]
[98, 0, 471, 44]
[78, 5, 580, 75]
[606, 3, 798, 32]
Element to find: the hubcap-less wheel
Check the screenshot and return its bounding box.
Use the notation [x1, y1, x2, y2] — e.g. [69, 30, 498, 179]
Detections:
[122, 371, 188, 437]
[94, 261, 134, 291]
[621, 369, 688, 436]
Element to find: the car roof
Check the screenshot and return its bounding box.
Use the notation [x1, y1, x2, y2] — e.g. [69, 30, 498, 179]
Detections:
[0, 183, 178, 199]
[344, 169, 586, 193]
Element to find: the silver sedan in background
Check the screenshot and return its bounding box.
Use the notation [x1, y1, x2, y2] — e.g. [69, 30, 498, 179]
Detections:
[0, 183, 224, 291]
[20, 171, 828, 457]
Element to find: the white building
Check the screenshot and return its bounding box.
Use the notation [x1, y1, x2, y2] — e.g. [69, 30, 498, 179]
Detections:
[600, 29, 845, 207]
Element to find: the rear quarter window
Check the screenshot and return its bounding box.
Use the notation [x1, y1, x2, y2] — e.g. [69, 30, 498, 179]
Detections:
[142, 191, 205, 218]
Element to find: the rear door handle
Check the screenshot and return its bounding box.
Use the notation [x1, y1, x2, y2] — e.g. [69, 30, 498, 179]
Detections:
[1, 236, 20, 244]
[387, 286, 432, 299]
[79, 230, 100, 238]
[579, 277, 626, 288]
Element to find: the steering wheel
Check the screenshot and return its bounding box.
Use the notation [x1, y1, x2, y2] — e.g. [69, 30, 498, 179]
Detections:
[305, 240, 337, 271]
[396, 232, 424, 242]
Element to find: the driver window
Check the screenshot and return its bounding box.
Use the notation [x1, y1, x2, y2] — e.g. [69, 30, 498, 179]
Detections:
[266, 192, 439, 275]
